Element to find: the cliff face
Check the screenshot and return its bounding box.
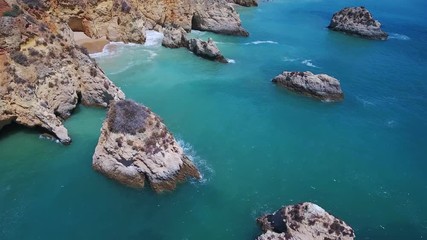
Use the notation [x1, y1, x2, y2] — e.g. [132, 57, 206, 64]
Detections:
[0, 2, 125, 143]
[45, 0, 248, 42]
[0, 0, 249, 143]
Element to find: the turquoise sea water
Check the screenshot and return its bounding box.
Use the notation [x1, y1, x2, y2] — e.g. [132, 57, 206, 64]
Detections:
[1, 0, 427, 239]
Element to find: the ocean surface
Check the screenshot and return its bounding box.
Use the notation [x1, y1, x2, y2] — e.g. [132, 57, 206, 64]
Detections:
[1, 0, 427, 239]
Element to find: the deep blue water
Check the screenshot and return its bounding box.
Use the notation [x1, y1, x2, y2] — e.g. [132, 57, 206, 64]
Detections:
[1, 0, 427, 239]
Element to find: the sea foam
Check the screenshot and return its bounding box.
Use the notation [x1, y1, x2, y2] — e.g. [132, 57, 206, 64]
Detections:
[301, 59, 319, 68]
[388, 33, 410, 40]
[178, 139, 214, 185]
[244, 40, 278, 45]
[144, 30, 164, 47]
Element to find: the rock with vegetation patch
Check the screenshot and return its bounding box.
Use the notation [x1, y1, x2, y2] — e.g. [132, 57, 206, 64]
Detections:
[256, 202, 355, 240]
[92, 100, 201, 192]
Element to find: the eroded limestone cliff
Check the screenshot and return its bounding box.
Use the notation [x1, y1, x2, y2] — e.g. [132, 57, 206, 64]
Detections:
[0, 1, 124, 143]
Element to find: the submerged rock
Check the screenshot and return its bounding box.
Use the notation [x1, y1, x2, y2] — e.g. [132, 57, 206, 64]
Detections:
[328, 6, 388, 40]
[256, 202, 355, 240]
[92, 100, 201, 192]
[272, 71, 344, 102]
[187, 38, 228, 63]
[231, 0, 258, 7]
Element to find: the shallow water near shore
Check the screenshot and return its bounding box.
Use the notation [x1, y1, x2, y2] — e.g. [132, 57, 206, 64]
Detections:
[1, 0, 427, 239]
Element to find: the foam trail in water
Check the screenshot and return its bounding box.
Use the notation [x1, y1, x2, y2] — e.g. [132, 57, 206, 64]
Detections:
[227, 59, 236, 64]
[244, 40, 278, 45]
[177, 139, 214, 185]
[301, 59, 319, 68]
[282, 57, 297, 62]
[144, 30, 164, 47]
[388, 33, 410, 40]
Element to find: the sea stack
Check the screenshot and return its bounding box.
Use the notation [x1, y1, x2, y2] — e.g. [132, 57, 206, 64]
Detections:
[256, 202, 355, 240]
[92, 100, 201, 192]
[328, 6, 388, 40]
[272, 71, 344, 102]
[187, 38, 228, 63]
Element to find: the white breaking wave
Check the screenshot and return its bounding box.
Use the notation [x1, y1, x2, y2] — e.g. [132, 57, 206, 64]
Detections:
[388, 33, 410, 40]
[227, 59, 236, 63]
[244, 40, 278, 45]
[282, 56, 297, 62]
[90, 41, 139, 58]
[301, 59, 319, 68]
[144, 30, 164, 47]
[177, 139, 214, 186]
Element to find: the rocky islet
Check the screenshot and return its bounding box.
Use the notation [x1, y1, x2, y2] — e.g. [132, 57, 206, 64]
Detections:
[272, 71, 344, 102]
[92, 100, 201, 192]
[256, 202, 355, 240]
[328, 6, 388, 40]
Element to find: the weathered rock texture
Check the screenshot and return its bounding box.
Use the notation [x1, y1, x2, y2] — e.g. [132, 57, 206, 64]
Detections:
[191, 0, 248, 36]
[162, 27, 188, 48]
[92, 100, 201, 192]
[256, 202, 355, 240]
[272, 71, 344, 102]
[33, 0, 249, 43]
[187, 38, 227, 63]
[328, 6, 388, 40]
[0, 4, 125, 143]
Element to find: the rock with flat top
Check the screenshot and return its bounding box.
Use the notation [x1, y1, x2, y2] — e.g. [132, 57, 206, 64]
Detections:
[272, 71, 344, 102]
[256, 202, 355, 240]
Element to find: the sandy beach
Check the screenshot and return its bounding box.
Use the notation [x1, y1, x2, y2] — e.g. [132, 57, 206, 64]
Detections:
[73, 32, 109, 54]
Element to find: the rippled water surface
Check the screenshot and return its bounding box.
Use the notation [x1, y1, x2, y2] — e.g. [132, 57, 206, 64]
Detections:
[1, 0, 427, 239]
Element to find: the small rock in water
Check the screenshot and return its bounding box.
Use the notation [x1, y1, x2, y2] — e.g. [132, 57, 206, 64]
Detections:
[187, 38, 228, 63]
[272, 71, 344, 102]
[328, 6, 388, 40]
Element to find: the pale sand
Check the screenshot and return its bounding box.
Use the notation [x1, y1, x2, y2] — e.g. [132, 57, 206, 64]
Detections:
[73, 32, 109, 54]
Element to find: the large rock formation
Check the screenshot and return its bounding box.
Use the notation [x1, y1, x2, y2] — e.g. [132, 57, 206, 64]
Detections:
[256, 202, 355, 240]
[32, 0, 249, 43]
[0, 5, 125, 144]
[272, 71, 344, 102]
[92, 100, 201, 192]
[187, 38, 227, 63]
[328, 6, 388, 40]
